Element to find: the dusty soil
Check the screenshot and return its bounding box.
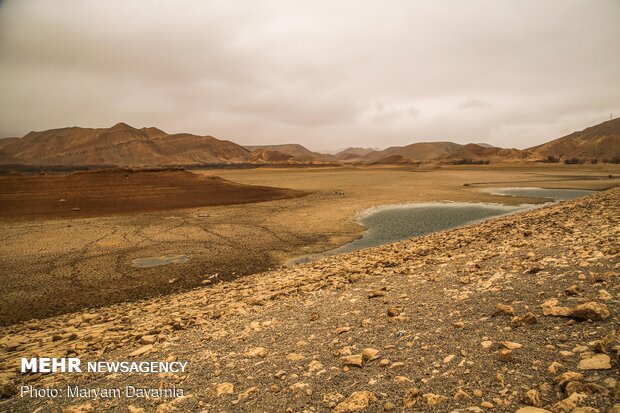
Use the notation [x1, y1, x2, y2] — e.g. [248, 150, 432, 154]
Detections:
[0, 168, 306, 219]
[0, 164, 618, 325]
[0, 188, 618, 412]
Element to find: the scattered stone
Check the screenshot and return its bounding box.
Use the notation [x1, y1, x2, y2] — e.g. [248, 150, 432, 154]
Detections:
[341, 355, 363, 367]
[569, 302, 610, 321]
[548, 361, 563, 374]
[308, 360, 324, 373]
[393, 376, 413, 383]
[361, 348, 380, 361]
[498, 349, 513, 362]
[323, 392, 345, 407]
[515, 408, 552, 413]
[481, 401, 494, 409]
[454, 388, 472, 401]
[383, 401, 395, 411]
[215, 382, 234, 397]
[286, 353, 305, 361]
[565, 285, 580, 296]
[542, 299, 571, 316]
[236, 386, 258, 402]
[443, 354, 456, 364]
[523, 389, 543, 407]
[247, 346, 268, 358]
[512, 312, 538, 327]
[551, 392, 587, 413]
[403, 387, 421, 408]
[387, 306, 400, 317]
[333, 391, 377, 413]
[128, 406, 145, 413]
[493, 304, 516, 316]
[139, 335, 157, 345]
[129, 344, 153, 357]
[577, 354, 611, 370]
[368, 290, 386, 298]
[555, 371, 584, 389]
[423, 393, 447, 405]
[501, 341, 522, 350]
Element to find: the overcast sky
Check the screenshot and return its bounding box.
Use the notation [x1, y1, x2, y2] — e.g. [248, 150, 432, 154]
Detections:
[1, 0, 619, 152]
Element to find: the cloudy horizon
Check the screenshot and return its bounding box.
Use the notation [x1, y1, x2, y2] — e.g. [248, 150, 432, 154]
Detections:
[1, 0, 619, 152]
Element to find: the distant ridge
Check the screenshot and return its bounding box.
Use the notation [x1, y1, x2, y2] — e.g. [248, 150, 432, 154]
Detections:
[1, 118, 618, 167]
[335, 147, 379, 162]
[0, 123, 251, 167]
[245, 144, 335, 162]
[362, 142, 463, 163]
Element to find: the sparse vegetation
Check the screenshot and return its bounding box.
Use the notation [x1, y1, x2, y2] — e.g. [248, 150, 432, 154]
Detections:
[451, 159, 490, 165]
[543, 155, 560, 163]
[564, 158, 585, 164]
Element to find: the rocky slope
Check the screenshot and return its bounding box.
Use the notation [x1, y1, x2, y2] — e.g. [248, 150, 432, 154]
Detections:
[527, 118, 620, 161]
[0, 123, 252, 167]
[0, 188, 618, 412]
[362, 142, 464, 163]
[245, 144, 336, 163]
[335, 148, 379, 163]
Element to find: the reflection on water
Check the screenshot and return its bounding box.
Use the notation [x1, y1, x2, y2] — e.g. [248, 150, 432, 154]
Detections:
[132, 254, 189, 268]
[292, 187, 595, 264]
[328, 202, 525, 256]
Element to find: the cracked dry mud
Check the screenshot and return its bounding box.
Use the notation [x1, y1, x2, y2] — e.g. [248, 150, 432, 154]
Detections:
[0, 188, 618, 413]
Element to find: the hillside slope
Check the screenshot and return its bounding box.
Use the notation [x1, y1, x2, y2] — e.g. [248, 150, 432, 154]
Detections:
[1, 188, 618, 412]
[246, 144, 335, 162]
[527, 118, 620, 161]
[335, 147, 379, 162]
[363, 142, 463, 163]
[0, 123, 251, 166]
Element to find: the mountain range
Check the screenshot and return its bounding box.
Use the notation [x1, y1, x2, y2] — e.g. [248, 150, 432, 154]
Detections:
[1, 118, 618, 168]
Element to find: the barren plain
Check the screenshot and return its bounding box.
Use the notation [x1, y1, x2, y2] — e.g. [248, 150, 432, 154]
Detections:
[0, 164, 618, 325]
[0, 184, 618, 412]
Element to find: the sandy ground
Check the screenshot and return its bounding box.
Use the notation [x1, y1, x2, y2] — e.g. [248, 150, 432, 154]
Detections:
[0, 163, 618, 324]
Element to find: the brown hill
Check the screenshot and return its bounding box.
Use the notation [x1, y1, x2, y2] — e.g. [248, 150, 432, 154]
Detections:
[249, 148, 295, 163]
[245, 144, 335, 162]
[438, 143, 526, 163]
[0, 123, 252, 167]
[335, 147, 379, 162]
[362, 142, 463, 163]
[526, 118, 620, 161]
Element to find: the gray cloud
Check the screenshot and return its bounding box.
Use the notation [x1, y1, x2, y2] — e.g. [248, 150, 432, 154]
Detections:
[1, 0, 619, 151]
[457, 99, 493, 110]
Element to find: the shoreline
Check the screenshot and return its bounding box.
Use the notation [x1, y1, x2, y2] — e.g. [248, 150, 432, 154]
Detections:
[1, 164, 618, 325]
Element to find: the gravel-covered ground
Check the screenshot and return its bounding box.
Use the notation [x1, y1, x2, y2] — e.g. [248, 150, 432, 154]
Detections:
[0, 187, 618, 412]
